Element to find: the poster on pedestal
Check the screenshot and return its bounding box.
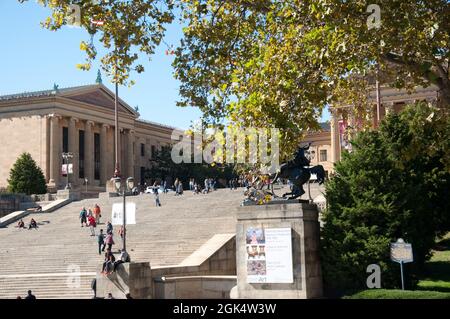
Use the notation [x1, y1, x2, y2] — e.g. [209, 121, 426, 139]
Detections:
[246, 227, 293, 283]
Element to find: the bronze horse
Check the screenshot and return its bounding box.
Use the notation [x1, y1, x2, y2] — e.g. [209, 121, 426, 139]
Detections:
[269, 143, 325, 199]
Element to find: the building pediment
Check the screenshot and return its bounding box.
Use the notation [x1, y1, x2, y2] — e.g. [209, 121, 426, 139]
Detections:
[61, 85, 137, 116]
[0, 84, 138, 118]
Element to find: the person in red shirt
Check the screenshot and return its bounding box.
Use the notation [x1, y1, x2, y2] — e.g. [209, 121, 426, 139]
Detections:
[88, 215, 96, 236]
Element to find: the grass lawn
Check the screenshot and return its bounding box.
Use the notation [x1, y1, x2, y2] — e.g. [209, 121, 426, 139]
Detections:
[417, 233, 450, 293]
[343, 289, 450, 299]
[344, 233, 450, 299]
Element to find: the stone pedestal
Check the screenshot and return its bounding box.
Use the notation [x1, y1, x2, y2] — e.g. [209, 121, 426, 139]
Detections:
[106, 179, 119, 193]
[236, 202, 323, 299]
[56, 189, 81, 201]
[99, 179, 119, 200]
[96, 262, 153, 299]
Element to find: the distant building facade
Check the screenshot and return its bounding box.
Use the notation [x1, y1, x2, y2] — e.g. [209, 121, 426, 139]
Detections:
[329, 84, 440, 164]
[0, 84, 174, 191]
[303, 123, 333, 179]
[302, 84, 440, 176]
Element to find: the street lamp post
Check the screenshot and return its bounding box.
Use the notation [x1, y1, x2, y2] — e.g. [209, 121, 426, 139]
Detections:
[113, 176, 134, 253]
[114, 79, 120, 178]
[84, 178, 88, 193]
[113, 44, 121, 179]
[62, 152, 74, 190]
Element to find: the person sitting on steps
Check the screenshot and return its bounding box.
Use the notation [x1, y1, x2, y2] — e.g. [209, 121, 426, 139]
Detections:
[112, 249, 130, 272]
[28, 218, 38, 230]
[17, 219, 25, 229]
[101, 249, 116, 275]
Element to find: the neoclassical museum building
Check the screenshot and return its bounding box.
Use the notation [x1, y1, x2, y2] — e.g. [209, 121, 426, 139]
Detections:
[0, 82, 174, 192]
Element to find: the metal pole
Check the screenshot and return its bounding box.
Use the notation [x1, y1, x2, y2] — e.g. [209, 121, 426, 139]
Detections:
[308, 180, 312, 203]
[114, 80, 120, 177]
[400, 261, 405, 290]
[375, 64, 381, 127]
[66, 157, 69, 189]
[63, 154, 69, 190]
[122, 186, 126, 252]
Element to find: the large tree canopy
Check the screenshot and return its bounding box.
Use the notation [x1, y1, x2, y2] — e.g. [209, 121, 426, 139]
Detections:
[21, 0, 450, 155]
[174, 0, 449, 155]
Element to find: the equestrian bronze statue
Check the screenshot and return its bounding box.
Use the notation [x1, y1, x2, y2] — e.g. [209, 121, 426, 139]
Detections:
[269, 143, 326, 199]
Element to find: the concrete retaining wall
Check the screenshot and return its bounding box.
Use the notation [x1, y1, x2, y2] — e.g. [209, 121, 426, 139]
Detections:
[154, 276, 236, 299]
[96, 262, 153, 299]
[0, 210, 29, 228]
[96, 234, 237, 299]
[0, 194, 36, 217]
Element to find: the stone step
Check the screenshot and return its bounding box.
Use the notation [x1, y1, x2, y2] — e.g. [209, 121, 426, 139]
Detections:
[0, 186, 320, 298]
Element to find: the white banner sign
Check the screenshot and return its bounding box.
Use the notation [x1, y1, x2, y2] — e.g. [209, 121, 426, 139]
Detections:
[61, 164, 73, 175]
[246, 227, 293, 284]
[111, 202, 136, 225]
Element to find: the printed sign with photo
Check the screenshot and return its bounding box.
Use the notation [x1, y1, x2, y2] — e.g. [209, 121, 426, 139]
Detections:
[246, 227, 293, 284]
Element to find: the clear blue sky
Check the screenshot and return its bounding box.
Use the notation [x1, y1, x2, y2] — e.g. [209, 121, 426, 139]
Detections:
[0, 0, 329, 128]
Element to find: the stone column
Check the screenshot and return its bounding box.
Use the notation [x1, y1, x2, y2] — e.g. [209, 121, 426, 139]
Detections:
[330, 108, 340, 164]
[68, 117, 79, 186]
[384, 102, 394, 116]
[49, 114, 61, 187]
[85, 121, 95, 186]
[100, 124, 109, 185]
[127, 130, 135, 178]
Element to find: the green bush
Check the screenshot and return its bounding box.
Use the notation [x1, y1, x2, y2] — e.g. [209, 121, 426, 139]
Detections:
[7, 152, 47, 195]
[321, 102, 450, 295]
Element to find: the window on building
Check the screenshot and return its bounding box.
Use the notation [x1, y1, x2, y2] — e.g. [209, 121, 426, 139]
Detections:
[320, 150, 327, 162]
[79, 130, 85, 178]
[151, 145, 156, 159]
[62, 127, 69, 153]
[141, 143, 145, 157]
[94, 133, 100, 180]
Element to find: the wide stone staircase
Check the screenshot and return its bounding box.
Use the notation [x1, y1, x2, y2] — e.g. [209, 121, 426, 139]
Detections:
[0, 184, 324, 299]
[0, 188, 244, 299]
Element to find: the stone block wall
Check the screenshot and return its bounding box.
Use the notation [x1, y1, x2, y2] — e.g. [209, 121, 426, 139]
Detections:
[198, 236, 236, 275]
[154, 276, 237, 299]
[0, 116, 48, 188]
[96, 262, 152, 299]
